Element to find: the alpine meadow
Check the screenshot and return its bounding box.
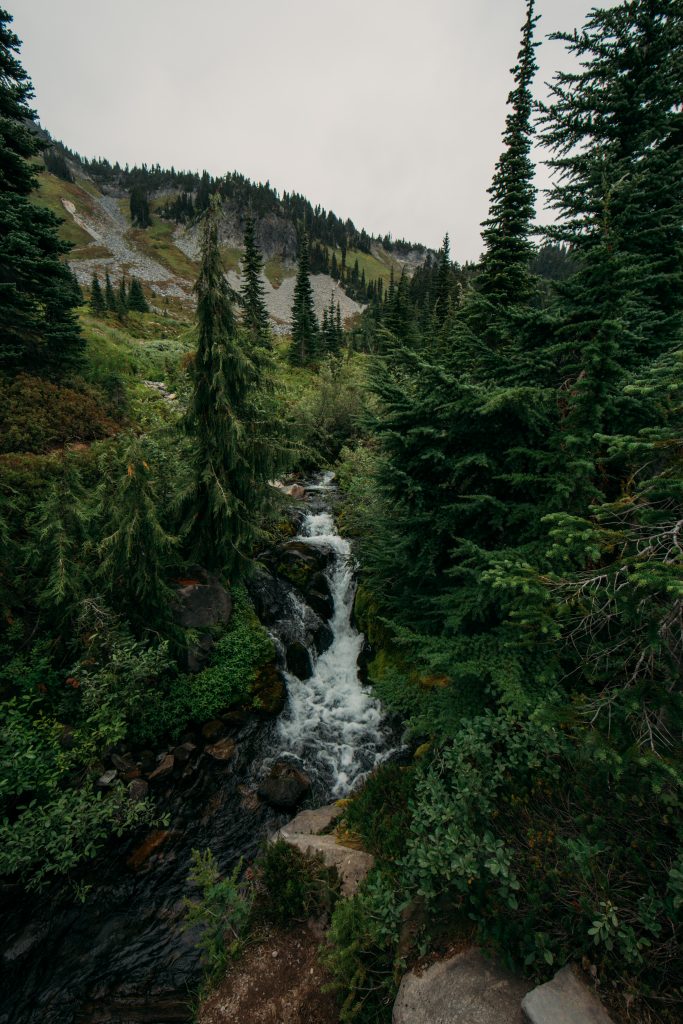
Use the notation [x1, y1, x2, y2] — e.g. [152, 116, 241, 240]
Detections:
[0, 2, 680, 1023]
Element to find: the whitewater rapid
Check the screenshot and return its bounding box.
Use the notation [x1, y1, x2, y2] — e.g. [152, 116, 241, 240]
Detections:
[273, 490, 394, 797]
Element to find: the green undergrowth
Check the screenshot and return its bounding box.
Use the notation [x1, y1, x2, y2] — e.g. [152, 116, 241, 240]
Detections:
[131, 585, 275, 744]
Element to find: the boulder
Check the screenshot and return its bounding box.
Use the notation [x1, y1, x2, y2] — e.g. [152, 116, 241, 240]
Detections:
[522, 966, 614, 1024]
[148, 754, 174, 783]
[173, 570, 232, 673]
[96, 769, 117, 789]
[276, 831, 373, 897]
[202, 719, 226, 743]
[251, 661, 287, 717]
[204, 737, 237, 762]
[283, 804, 343, 835]
[258, 762, 312, 809]
[286, 641, 313, 680]
[173, 742, 197, 763]
[174, 572, 232, 630]
[393, 947, 530, 1024]
[128, 778, 149, 802]
[307, 572, 334, 620]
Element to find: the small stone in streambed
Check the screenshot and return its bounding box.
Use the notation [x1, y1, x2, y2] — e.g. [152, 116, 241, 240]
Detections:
[286, 641, 313, 680]
[204, 738, 237, 762]
[128, 778, 149, 802]
[148, 753, 174, 783]
[258, 762, 311, 809]
[202, 719, 227, 743]
[96, 769, 117, 789]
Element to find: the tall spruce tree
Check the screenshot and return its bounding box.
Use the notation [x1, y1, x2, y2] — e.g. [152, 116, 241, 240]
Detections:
[289, 230, 319, 365]
[128, 277, 149, 313]
[104, 271, 117, 313]
[239, 211, 270, 344]
[478, 0, 538, 311]
[184, 195, 282, 574]
[0, 8, 83, 376]
[90, 273, 106, 315]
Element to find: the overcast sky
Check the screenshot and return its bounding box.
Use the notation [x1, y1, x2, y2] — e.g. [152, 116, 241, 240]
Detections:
[10, 0, 610, 261]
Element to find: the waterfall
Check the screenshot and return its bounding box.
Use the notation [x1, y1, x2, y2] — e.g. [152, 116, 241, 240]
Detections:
[270, 484, 394, 797]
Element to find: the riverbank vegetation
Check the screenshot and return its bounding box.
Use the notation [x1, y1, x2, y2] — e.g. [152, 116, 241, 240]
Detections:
[0, 0, 681, 1020]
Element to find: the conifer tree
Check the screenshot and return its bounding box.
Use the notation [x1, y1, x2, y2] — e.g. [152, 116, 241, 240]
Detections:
[184, 195, 282, 573]
[90, 273, 106, 316]
[433, 233, 453, 327]
[117, 277, 128, 318]
[239, 211, 270, 344]
[104, 271, 117, 313]
[0, 8, 83, 377]
[130, 185, 151, 228]
[96, 435, 177, 637]
[127, 277, 149, 313]
[289, 230, 319, 366]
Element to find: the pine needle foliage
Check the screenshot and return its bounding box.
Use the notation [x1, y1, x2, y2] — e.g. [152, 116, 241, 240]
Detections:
[184, 195, 283, 575]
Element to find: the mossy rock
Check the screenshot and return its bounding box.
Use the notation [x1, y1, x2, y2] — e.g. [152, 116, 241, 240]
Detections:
[251, 660, 286, 717]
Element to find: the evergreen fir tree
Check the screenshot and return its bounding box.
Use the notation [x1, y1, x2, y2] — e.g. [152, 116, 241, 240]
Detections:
[289, 230, 319, 366]
[130, 185, 151, 228]
[96, 434, 177, 637]
[184, 195, 282, 573]
[117, 277, 128, 316]
[477, 0, 538, 311]
[0, 8, 83, 377]
[433, 233, 453, 327]
[239, 211, 270, 344]
[90, 273, 106, 316]
[104, 271, 117, 313]
[127, 277, 149, 313]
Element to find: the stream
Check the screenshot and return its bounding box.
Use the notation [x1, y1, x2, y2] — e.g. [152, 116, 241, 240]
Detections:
[0, 474, 395, 1024]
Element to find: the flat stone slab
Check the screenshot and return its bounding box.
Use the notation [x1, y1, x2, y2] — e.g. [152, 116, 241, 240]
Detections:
[522, 966, 614, 1024]
[393, 947, 529, 1024]
[276, 832, 374, 897]
[281, 803, 342, 835]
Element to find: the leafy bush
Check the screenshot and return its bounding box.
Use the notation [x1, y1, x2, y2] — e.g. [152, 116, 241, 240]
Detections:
[0, 373, 118, 453]
[403, 712, 683, 999]
[341, 762, 416, 865]
[254, 839, 341, 927]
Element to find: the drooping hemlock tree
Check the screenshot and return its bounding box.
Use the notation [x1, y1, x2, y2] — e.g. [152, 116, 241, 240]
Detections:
[184, 195, 282, 575]
[239, 211, 270, 344]
[289, 230, 319, 365]
[0, 8, 83, 377]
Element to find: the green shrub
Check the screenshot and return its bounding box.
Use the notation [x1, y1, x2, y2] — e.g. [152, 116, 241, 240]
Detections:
[254, 839, 341, 927]
[321, 872, 404, 1024]
[132, 585, 275, 743]
[0, 374, 118, 454]
[184, 849, 253, 979]
[341, 762, 416, 865]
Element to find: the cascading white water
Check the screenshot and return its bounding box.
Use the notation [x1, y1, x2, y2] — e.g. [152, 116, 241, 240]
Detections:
[274, 497, 393, 797]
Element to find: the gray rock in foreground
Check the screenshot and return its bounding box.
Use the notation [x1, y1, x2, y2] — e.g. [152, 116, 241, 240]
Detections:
[393, 947, 529, 1024]
[522, 965, 614, 1024]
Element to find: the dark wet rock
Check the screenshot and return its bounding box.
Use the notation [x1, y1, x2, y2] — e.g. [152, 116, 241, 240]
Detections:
[307, 572, 334, 620]
[173, 742, 196, 763]
[286, 641, 313, 680]
[201, 719, 226, 743]
[140, 749, 156, 773]
[258, 762, 312, 809]
[204, 738, 237, 762]
[312, 618, 334, 655]
[174, 571, 232, 630]
[148, 754, 174, 783]
[128, 778, 149, 802]
[357, 637, 374, 686]
[173, 569, 232, 673]
[269, 540, 333, 592]
[126, 830, 172, 872]
[57, 725, 76, 750]
[111, 752, 135, 773]
[251, 661, 287, 717]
